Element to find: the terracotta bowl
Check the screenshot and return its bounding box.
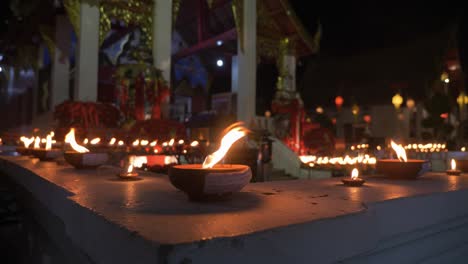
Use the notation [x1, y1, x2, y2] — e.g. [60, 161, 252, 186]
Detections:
[31, 148, 63, 161]
[168, 164, 252, 201]
[64, 151, 109, 169]
[16, 147, 32, 156]
[454, 160, 468, 172]
[376, 159, 427, 179]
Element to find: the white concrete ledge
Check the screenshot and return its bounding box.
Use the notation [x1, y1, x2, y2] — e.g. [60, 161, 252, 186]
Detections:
[1, 156, 468, 263]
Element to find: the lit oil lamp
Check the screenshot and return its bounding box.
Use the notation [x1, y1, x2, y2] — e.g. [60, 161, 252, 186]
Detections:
[169, 122, 252, 201]
[446, 159, 461, 176]
[376, 140, 426, 179]
[63, 128, 108, 169]
[17, 136, 35, 156]
[118, 156, 140, 180]
[342, 168, 365, 187]
[32, 134, 63, 161]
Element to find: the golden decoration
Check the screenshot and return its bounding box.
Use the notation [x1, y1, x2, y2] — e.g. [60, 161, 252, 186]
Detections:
[231, 0, 244, 53]
[64, 0, 81, 37]
[39, 25, 56, 60]
[173, 0, 182, 25]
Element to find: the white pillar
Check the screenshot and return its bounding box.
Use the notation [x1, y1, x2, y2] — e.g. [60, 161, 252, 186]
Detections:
[235, 0, 257, 124]
[74, 3, 99, 102]
[153, 0, 172, 118]
[51, 15, 71, 108]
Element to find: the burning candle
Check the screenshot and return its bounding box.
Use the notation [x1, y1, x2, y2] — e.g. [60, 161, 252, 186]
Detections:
[109, 137, 116, 146]
[63, 128, 108, 169]
[33, 136, 41, 149]
[446, 159, 461, 176]
[118, 156, 139, 179]
[30, 133, 62, 161]
[83, 138, 89, 145]
[376, 140, 426, 179]
[169, 122, 252, 201]
[342, 168, 365, 186]
[90, 138, 101, 145]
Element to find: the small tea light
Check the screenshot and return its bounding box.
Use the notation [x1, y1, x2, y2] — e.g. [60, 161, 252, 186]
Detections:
[446, 159, 461, 176]
[342, 168, 365, 187]
[118, 164, 139, 179]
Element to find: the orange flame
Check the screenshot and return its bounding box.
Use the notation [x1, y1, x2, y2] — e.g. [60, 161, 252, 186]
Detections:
[178, 139, 184, 145]
[34, 136, 41, 149]
[118, 140, 124, 146]
[150, 141, 157, 147]
[390, 140, 407, 162]
[109, 138, 116, 145]
[20, 136, 35, 148]
[132, 139, 140, 146]
[83, 138, 89, 144]
[65, 128, 90, 153]
[169, 138, 175, 146]
[451, 159, 457, 170]
[202, 123, 249, 168]
[45, 135, 52, 150]
[140, 140, 149, 146]
[351, 168, 359, 180]
[127, 164, 134, 173]
[90, 138, 101, 145]
[190, 141, 199, 147]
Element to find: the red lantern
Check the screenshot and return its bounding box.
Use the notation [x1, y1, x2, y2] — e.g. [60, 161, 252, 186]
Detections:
[335, 96, 344, 109]
[363, 115, 371, 124]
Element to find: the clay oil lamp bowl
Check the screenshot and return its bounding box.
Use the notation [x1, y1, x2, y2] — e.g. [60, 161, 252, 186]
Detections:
[17, 136, 35, 156]
[63, 128, 109, 169]
[168, 123, 252, 201]
[31, 134, 63, 161]
[376, 140, 426, 179]
[342, 168, 365, 187]
[446, 159, 462, 176]
[117, 156, 141, 180]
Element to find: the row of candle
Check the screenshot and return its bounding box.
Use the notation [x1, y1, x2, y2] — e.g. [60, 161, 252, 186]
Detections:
[300, 154, 377, 167]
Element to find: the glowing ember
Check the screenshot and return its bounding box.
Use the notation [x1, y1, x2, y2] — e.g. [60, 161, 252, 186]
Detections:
[109, 138, 116, 145]
[190, 141, 199, 147]
[45, 135, 52, 150]
[83, 138, 89, 144]
[451, 159, 457, 170]
[202, 123, 248, 168]
[34, 136, 41, 149]
[20, 136, 35, 148]
[390, 140, 407, 162]
[351, 168, 359, 180]
[90, 138, 101, 145]
[140, 140, 149, 146]
[64, 128, 90, 153]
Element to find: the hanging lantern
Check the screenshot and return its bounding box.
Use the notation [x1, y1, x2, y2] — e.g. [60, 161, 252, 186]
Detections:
[392, 93, 403, 109]
[335, 96, 344, 109]
[363, 115, 371, 124]
[351, 104, 359, 116]
[406, 98, 415, 109]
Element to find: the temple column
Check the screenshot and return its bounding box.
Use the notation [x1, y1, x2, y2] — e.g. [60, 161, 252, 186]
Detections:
[74, 3, 99, 102]
[152, 0, 173, 118]
[51, 15, 71, 108]
[234, 0, 257, 124]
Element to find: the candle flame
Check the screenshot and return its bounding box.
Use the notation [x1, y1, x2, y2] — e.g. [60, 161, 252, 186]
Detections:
[20, 136, 35, 148]
[132, 139, 140, 146]
[351, 168, 359, 180]
[127, 164, 134, 173]
[390, 140, 407, 162]
[190, 141, 199, 147]
[83, 138, 89, 144]
[140, 140, 149, 146]
[64, 128, 90, 153]
[451, 159, 457, 170]
[45, 135, 52, 150]
[169, 138, 175, 146]
[90, 138, 101, 145]
[109, 138, 116, 145]
[202, 123, 249, 168]
[118, 140, 124, 146]
[178, 139, 184, 145]
[150, 141, 157, 147]
[34, 136, 41, 149]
